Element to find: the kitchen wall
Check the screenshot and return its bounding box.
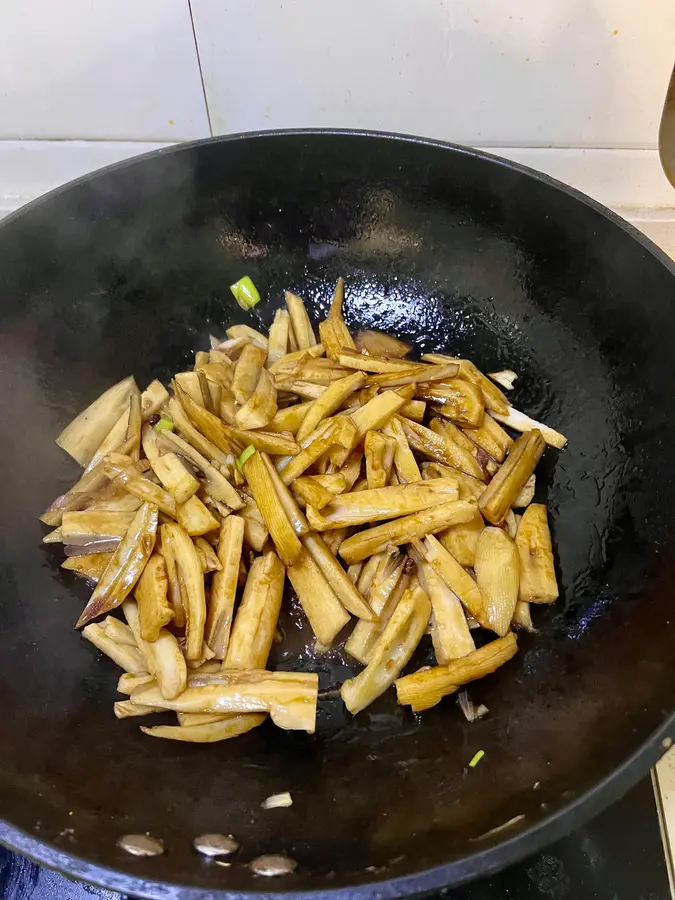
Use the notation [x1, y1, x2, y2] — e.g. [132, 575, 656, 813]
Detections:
[0, 0, 673, 227]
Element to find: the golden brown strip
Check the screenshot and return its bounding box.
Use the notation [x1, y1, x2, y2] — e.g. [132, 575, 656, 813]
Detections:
[515, 504, 559, 604]
[341, 584, 431, 714]
[77, 503, 158, 627]
[478, 430, 545, 525]
[205, 516, 245, 658]
[225, 551, 285, 669]
[395, 633, 518, 711]
[242, 450, 303, 566]
[338, 500, 478, 564]
[286, 547, 350, 645]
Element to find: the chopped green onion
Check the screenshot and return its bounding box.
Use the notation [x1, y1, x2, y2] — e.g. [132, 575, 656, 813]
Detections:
[468, 750, 485, 768]
[153, 416, 174, 434]
[230, 276, 261, 311]
[236, 445, 256, 473]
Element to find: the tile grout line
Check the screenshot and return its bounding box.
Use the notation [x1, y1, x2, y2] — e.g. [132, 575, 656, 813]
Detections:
[186, 0, 213, 138]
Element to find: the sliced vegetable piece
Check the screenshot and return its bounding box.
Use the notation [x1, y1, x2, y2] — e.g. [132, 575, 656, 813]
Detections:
[103, 453, 177, 518]
[149, 451, 200, 505]
[265, 401, 311, 435]
[307, 481, 459, 531]
[478, 430, 546, 525]
[133, 670, 318, 732]
[463, 413, 513, 463]
[160, 524, 185, 629]
[260, 453, 309, 535]
[383, 417, 421, 483]
[338, 500, 478, 565]
[205, 516, 245, 658]
[302, 532, 374, 620]
[77, 502, 158, 627]
[421, 355, 510, 415]
[295, 371, 365, 442]
[488, 369, 518, 390]
[235, 368, 278, 430]
[168, 397, 231, 467]
[420, 534, 489, 628]
[369, 363, 460, 389]
[287, 547, 350, 645]
[395, 633, 518, 711]
[285, 291, 317, 349]
[475, 527, 520, 636]
[225, 551, 285, 669]
[226, 324, 268, 348]
[135, 553, 174, 641]
[345, 552, 408, 664]
[158, 429, 243, 510]
[492, 406, 567, 449]
[403, 417, 485, 481]
[176, 495, 220, 537]
[416, 378, 484, 428]
[291, 476, 335, 511]
[354, 329, 411, 358]
[163, 523, 206, 660]
[242, 449, 302, 565]
[82, 622, 147, 674]
[364, 431, 392, 490]
[341, 584, 431, 714]
[438, 506, 485, 568]
[418, 560, 476, 663]
[56, 376, 138, 466]
[124, 600, 187, 700]
[232, 344, 267, 406]
[141, 713, 266, 742]
[267, 309, 290, 365]
[515, 503, 558, 604]
[61, 510, 135, 546]
[337, 349, 413, 374]
[62, 552, 113, 585]
[318, 277, 356, 360]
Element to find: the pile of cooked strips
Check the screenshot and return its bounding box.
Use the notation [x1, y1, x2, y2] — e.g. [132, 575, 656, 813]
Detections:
[41, 279, 566, 743]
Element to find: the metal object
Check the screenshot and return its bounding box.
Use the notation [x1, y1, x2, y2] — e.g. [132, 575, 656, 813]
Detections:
[0, 130, 675, 899]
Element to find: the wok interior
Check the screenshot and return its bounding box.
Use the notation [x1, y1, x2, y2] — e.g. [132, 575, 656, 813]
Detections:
[1, 133, 675, 893]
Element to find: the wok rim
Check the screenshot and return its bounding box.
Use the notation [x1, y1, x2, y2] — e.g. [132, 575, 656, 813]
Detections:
[1, 127, 674, 899]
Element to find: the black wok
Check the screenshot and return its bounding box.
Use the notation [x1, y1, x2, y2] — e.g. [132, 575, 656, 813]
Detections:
[0, 130, 674, 899]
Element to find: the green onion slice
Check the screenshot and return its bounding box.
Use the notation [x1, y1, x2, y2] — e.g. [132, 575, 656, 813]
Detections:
[236, 445, 256, 473]
[468, 750, 485, 768]
[153, 417, 174, 434]
[230, 276, 261, 311]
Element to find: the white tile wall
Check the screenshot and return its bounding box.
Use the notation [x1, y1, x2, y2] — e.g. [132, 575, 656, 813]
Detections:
[0, 0, 210, 141]
[191, 0, 675, 148]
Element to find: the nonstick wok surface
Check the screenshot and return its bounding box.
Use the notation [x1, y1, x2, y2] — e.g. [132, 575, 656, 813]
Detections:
[0, 131, 674, 900]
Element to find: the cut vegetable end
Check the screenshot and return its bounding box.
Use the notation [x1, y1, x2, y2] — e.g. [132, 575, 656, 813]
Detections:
[230, 276, 261, 310]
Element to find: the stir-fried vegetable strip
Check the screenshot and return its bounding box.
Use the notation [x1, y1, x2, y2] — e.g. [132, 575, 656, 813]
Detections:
[43, 277, 565, 741]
